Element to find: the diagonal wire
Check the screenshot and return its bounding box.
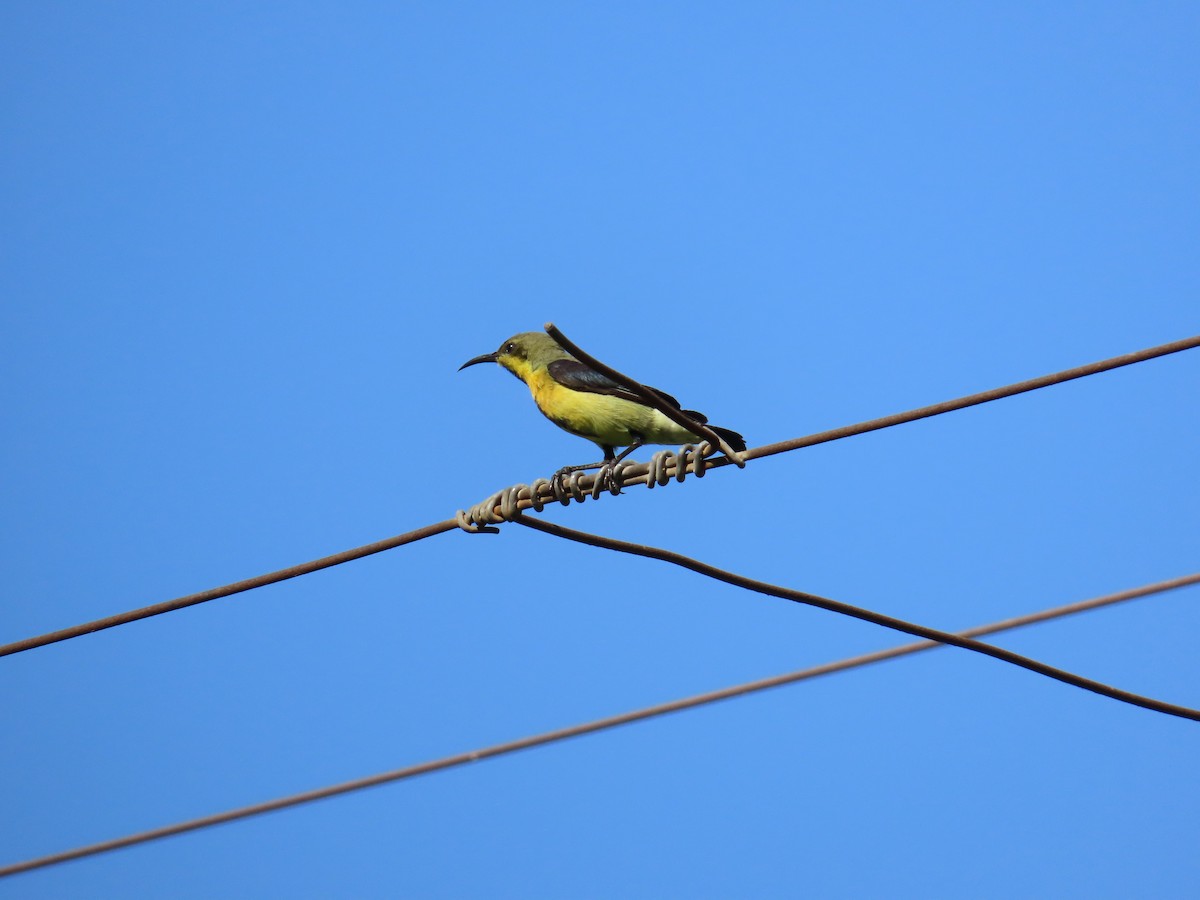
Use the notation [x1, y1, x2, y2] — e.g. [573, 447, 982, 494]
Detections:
[0, 520, 457, 658]
[740, 333, 1200, 463]
[514, 517, 1200, 721]
[2, 572, 1195, 880]
[461, 333, 1200, 524]
[3, 334, 1196, 659]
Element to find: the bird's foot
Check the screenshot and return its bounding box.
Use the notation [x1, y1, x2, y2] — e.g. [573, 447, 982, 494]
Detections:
[596, 462, 623, 495]
[549, 462, 622, 500]
[550, 465, 591, 502]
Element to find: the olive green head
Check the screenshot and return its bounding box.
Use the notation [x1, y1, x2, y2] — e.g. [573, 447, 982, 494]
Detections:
[459, 332, 572, 381]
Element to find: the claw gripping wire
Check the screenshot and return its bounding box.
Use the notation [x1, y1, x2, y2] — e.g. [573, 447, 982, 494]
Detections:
[455, 443, 720, 533]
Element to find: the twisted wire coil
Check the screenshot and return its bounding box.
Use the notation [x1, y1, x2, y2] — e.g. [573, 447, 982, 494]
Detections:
[456, 443, 717, 533]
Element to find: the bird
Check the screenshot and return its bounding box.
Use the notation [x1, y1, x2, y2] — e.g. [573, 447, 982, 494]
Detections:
[459, 332, 745, 479]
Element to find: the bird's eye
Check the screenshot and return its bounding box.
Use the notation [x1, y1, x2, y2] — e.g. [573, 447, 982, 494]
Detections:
[504, 342, 516, 354]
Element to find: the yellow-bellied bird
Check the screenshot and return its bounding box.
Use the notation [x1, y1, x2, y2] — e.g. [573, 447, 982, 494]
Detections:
[460, 332, 745, 474]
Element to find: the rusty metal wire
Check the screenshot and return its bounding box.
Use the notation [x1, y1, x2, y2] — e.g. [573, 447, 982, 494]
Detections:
[0, 520, 458, 658]
[738, 333, 1200, 464]
[458, 333, 1200, 523]
[4, 334, 1197, 657]
[514, 516, 1200, 721]
[3, 571, 1195, 880]
[455, 445, 708, 532]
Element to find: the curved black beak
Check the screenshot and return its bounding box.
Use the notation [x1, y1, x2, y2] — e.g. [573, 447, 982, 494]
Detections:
[458, 351, 498, 371]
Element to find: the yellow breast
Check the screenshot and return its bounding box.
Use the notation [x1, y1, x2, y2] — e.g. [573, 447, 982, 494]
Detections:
[525, 368, 696, 449]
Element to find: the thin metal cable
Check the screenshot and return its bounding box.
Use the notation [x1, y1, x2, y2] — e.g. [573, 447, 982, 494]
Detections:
[514, 517, 1200, 721]
[456, 449, 697, 532]
[0, 520, 457, 658]
[4, 334, 1197, 657]
[2, 572, 1194, 879]
[458, 334, 1200, 523]
[740, 333, 1200, 463]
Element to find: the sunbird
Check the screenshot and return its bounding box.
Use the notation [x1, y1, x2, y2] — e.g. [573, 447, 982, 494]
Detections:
[460, 332, 746, 475]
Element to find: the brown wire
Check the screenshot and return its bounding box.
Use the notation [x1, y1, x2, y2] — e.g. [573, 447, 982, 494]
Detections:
[0, 520, 457, 658]
[2, 571, 1194, 879]
[514, 516, 1200, 721]
[463, 333, 1200, 518]
[741, 333, 1200, 463]
[3, 334, 1197, 659]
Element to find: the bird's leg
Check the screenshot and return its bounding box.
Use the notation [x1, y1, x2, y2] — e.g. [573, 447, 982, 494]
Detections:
[594, 439, 644, 493]
[609, 438, 645, 466]
[551, 440, 645, 496]
[551, 446, 614, 496]
[551, 460, 607, 481]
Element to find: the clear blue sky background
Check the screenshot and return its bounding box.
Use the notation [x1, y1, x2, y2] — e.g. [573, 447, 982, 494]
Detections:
[2, 3, 1198, 897]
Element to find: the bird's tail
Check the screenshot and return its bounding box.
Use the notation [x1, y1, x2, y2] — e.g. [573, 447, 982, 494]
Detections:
[683, 410, 747, 453]
[710, 425, 747, 453]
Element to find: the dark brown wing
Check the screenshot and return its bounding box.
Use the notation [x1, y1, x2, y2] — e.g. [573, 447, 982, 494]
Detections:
[546, 359, 683, 409]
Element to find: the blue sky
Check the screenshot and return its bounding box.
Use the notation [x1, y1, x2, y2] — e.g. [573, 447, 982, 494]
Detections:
[2, 2, 1198, 897]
